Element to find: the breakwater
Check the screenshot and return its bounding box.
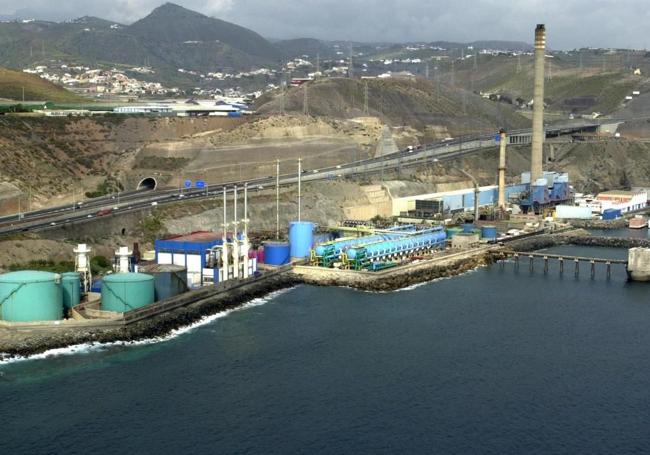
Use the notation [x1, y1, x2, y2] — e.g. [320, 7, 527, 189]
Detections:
[293, 246, 505, 292]
[507, 229, 650, 252]
[0, 271, 299, 359]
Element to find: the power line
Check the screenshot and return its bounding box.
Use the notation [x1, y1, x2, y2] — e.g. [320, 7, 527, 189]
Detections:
[363, 81, 369, 115]
[579, 53, 583, 72]
[450, 60, 455, 87]
[302, 83, 309, 116]
[348, 45, 353, 78]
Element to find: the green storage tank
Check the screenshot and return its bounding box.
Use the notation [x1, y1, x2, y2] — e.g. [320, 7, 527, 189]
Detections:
[139, 264, 188, 302]
[446, 227, 463, 238]
[101, 273, 154, 313]
[0, 271, 63, 322]
[61, 272, 81, 310]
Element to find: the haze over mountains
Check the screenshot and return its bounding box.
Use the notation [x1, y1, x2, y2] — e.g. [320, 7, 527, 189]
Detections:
[0, 3, 531, 82]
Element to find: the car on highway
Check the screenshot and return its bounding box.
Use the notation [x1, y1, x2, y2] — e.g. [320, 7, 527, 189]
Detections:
[49, 222, 56, 226]
[87, 214, 93, 218]
[151, 202, 158, 206]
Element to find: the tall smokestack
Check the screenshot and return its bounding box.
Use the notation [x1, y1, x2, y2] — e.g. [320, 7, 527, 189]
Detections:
[498, 129, 507, 210]
[530, 24, 546, 182]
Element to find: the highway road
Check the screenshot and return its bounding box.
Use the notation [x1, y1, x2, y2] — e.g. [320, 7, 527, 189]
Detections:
[0, 118, 615, 238]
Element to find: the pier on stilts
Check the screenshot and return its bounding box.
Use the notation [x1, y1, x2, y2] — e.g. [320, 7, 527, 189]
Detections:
[499, 251, 627, 279]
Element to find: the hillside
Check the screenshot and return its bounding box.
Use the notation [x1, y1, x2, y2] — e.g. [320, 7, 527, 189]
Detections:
[256, 77, 530, 140]
[447, 52, 649, 115]
[0, 3, 281, 81]
[0, 67, 85, 102]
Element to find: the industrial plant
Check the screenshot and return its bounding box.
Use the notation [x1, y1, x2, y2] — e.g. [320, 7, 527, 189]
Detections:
[1, 23, 650, 357]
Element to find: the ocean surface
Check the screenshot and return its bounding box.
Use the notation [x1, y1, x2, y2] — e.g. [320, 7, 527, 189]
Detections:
[2, 245, 650, 454]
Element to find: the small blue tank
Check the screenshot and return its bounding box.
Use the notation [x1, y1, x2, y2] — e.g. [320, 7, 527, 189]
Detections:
[264, 242, 291, 265]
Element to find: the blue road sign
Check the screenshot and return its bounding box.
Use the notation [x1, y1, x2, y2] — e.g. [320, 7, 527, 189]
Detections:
[184, 180, 192, 189]
[196, 180, 205, 189]
[495, 134, 501, 143]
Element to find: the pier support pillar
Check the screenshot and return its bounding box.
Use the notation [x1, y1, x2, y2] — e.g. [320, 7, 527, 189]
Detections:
[559, 257, 564, 274]
[606, 261, 611, 279]
[591, 260, 596, 279]
[543, 256, 548, 273]
[529, 255, 534, 272]
[575, 259, 580, 277]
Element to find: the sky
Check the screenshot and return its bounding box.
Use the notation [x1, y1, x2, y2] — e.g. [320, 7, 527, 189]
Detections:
[0, 0, 649, 49]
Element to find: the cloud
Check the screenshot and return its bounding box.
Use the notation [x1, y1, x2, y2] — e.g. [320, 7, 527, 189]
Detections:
[0, 0, 648, 49]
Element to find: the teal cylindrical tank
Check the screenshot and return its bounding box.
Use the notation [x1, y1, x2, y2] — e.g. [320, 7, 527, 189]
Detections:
[289, 221, 315, 259]
[61, 272, 81, 310]
[0, 271, 63, 322]
[139, 264, 188, 301]
[446, 227, 463, 238]
[101, 273, 154, 313]
[481, 225, 498, 240]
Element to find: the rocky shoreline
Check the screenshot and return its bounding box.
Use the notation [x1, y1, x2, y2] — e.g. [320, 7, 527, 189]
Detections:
[293, 249, 507, 292]
[507, 229, 650, 251]
[1, 231, 643, 360]
[0, 274, 299, 360]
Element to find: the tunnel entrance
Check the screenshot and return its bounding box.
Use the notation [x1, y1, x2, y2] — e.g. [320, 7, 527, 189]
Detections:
[137, 177, 158, 191]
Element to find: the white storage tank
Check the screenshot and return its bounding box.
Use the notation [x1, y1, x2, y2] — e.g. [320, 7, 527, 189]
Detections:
[555, 205, 593, 219]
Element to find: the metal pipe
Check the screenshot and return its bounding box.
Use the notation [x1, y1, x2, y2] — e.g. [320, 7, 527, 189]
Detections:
[298, 157, 302, 222]
[531, 24, 546, 182]
[234, 185, 238, 236]
[244, 183, 248, 238]
[276, 159, 280, 239]
[222, 186, 229, 282]
[498, 129, 507, 210]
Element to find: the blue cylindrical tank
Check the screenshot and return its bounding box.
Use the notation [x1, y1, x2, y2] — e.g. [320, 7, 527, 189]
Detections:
[463, 223, 475, 233]
[101, 273, 154, 313]
[289, 221, 315, 259]
[140, 264, 188, 301]
[481, 226, 498, 240]
[0, 271, 63, 322]
[264, 241, 291, 265]
[61, 272, 81, 310]
[91, 279, 102, 293]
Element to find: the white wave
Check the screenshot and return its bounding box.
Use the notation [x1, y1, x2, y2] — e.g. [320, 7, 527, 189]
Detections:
[0, 286, 297, 366]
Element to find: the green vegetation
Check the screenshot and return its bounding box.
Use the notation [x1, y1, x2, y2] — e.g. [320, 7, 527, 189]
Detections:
[90, 255, 112, 275]
[85, 176, 124, 198]
[8, 260, 75, 273]
[0, 3, 281, 87]
[0, 67, 87, 103]
[134, 156, 190, 171]
[140, 214, 166, 242]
